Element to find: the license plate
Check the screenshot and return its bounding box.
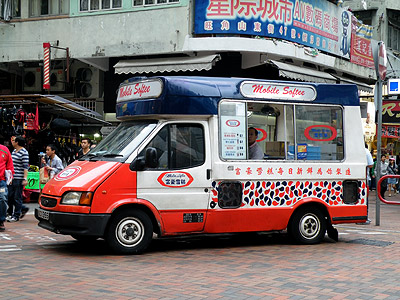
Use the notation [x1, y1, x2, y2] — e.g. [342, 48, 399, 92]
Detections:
[38, 209, 49, 220]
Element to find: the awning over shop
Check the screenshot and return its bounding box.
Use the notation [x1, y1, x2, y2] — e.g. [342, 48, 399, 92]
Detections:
[114, 54, 221, 75]
[270, 60, 373, 93]
[270, 60, 337, 84]
[331, 75, 373, 93]
[0, 94, 110, 126]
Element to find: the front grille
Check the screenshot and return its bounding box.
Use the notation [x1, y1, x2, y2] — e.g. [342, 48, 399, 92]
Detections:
[40, 196, 57, 208]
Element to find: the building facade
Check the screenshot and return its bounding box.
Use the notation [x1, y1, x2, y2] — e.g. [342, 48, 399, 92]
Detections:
[344, 0, 400, 156]
[0, 0, 381, 122]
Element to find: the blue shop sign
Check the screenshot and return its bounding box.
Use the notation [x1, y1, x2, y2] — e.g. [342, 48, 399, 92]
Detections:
[194, 0, 351, 59]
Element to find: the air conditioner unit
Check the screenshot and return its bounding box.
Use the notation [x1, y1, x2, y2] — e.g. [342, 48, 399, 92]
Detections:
[23, 68, 42, 92]
[75, 67, 103, 99]
[50, 69, 65, 92]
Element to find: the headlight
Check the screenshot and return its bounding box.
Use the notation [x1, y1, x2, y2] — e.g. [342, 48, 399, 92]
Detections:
[61, 192, 93, 206]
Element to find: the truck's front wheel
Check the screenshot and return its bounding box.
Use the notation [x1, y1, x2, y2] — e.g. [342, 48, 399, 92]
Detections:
[105, 209, 153, 254]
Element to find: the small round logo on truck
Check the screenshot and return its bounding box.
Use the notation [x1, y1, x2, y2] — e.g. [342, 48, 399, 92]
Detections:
[54, 166, 82, 181]
[225, 119, 240, 127]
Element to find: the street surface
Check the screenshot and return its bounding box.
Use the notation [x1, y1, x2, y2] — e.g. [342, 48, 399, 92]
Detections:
[1, 191, 400, 299]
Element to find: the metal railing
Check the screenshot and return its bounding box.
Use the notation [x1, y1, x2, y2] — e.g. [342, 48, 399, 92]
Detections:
[376, 174, 400, 205]
[73, 98, 97, 112]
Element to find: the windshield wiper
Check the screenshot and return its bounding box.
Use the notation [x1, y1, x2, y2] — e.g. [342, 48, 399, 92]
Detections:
[102, 153, 123, 158]
[84, 153, 101, 161]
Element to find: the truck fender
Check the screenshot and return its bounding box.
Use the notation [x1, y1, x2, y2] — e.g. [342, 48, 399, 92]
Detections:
[106, 198, 164, 234]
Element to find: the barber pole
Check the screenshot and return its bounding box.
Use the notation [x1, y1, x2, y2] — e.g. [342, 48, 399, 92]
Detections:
[43, 43, 51, 90]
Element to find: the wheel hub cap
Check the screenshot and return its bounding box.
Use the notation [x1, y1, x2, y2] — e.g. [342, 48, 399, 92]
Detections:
[116, 218, 144, 247]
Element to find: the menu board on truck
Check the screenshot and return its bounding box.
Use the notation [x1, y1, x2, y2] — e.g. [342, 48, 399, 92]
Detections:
[220, 102, 246, 159]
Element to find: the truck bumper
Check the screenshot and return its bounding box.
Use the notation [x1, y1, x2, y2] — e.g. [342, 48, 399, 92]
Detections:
[35, 207, 111, 237]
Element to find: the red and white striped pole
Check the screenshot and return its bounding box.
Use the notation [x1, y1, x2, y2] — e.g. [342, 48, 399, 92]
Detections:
[43, 43, 51, 90]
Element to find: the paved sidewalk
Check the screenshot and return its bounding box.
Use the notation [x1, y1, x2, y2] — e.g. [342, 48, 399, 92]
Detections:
[358, 189, 400, 231]
[0, 194, 399, 299]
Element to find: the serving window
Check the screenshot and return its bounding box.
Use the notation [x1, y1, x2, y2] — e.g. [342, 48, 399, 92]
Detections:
[219, 101, 344, 161]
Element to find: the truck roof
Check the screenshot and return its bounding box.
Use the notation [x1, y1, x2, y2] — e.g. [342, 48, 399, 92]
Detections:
[116, 76, 360, 119]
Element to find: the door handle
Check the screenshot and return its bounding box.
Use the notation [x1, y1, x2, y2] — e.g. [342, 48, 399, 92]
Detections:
[206, 169, 211, 180]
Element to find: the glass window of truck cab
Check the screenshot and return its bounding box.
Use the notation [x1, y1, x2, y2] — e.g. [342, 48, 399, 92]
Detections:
[219, 101, 343, 161]
[139, 123, 205, 170]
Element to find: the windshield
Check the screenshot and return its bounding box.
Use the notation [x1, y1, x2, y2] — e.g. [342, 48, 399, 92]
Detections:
[84, 121, 157, 162]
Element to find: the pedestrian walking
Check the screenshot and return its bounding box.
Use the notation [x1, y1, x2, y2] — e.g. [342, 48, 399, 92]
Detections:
[7, 136, 29, 222]
[375, 154, 389, 199]
[359, 143, 374, 225]
[0, 141, 14, 231]
[365, 143, 373, 189]
[371, 156, 377, 190]
[387, 158, 398, 197]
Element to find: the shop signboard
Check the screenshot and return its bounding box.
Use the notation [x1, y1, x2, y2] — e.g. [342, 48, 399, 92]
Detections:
[382, 100, 400, 123]
[381, 124, 400, 139]
[350, 15, 374, 68]
[26, 171, 40, 190]
[194, 0, 352, 58]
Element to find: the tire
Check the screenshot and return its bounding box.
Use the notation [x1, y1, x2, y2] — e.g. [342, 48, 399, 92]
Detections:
[105, 209, 153, 254]
[288, 207, 326, 244]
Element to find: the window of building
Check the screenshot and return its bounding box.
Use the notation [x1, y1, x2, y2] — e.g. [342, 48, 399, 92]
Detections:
[1, 0, 20, 20]
[219, 101, 343, 161]
[388, 9, 400, 51]
[30, 0, 69, 17]
[353, 9, 374, 26]
[141, 123, 205, 170]
[80, 0, 121, 11]
[133, 0, 179, 7]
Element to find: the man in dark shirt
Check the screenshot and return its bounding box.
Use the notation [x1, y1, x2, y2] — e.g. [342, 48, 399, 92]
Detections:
[77, 138, 91, 159]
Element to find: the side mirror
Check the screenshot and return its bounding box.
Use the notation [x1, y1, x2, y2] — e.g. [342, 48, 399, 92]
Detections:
[129, 156, 145, 171]
[129, 147, 158, 171]
[145, 147, 158, 169]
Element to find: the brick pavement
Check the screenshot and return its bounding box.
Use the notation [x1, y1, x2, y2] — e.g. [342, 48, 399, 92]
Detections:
[0, 198, 400, 299]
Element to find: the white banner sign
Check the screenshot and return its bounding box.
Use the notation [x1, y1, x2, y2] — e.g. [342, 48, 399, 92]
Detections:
[240, 81, 317, 101]
[117, 79, 163, 103]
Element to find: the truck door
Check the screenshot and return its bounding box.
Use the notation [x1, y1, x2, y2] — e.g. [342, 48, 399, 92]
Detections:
[136, 121, 211, 233]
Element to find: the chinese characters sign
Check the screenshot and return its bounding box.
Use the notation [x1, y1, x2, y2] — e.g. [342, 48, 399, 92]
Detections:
[233, 165, 352, 177]
[350, 15, 374, 68]
[194, 0, 351, 58]
[304, 125, 337, 141]
[381, 125, 400, 139]
[157, 172, 194, 188]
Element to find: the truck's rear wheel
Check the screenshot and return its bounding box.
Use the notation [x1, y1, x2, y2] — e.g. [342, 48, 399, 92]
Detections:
[105, 209, 153, 254]
[288, 207, 326, 244]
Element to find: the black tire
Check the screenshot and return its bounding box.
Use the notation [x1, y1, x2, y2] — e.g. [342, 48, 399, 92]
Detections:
[105, 209, 153, 254]
[288, 207, 326, 244]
